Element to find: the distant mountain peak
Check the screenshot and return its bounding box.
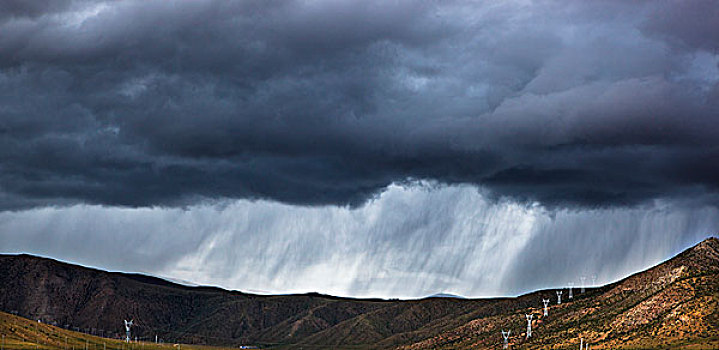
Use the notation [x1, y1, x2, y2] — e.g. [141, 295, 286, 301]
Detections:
[425, 293, 466, 299]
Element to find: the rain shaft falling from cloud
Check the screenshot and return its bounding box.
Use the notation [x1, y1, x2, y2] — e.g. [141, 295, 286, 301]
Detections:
[1, 183, 716, 298]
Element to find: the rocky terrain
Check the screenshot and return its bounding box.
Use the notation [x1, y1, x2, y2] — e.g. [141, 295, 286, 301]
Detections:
[1, 237, 717, 349]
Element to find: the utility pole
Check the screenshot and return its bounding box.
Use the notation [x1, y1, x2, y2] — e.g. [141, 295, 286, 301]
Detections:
[556, 290, 563, 304]
[568, 282, 574, 299]
[580, 276, 586, 294]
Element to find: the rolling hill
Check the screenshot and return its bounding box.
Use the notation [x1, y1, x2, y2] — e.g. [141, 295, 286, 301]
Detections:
[0, 310, 243, 350]
[1, 237, 717, 349]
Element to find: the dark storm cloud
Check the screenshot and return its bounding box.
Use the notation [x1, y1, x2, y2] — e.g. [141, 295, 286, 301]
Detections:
[642, 1, 719, 53]
[0, 0, 718, 209]
[0, 0, 83, 20]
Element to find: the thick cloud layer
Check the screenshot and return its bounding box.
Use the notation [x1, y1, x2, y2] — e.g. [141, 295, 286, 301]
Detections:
[0, 0, 718, 209]
[1, 183, 717, 298]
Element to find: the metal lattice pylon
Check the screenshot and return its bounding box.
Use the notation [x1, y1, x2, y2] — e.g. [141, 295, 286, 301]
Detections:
[501, 330, 511, 349]
[525, 314, 533, 338]
[123, 320, 133, 343]
[542, 299, 550, 316]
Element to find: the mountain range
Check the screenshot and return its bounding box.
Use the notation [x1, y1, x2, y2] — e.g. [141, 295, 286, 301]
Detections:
[1, 237, 717, 349]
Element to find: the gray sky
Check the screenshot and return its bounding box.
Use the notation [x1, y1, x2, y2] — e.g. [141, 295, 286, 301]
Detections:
[0, 0, 718, 298]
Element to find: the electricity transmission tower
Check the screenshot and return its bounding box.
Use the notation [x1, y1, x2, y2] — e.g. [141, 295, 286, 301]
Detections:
[525, 314, 533, 338]
[124, 320, 133, 343]
[542, 298, 550, 316]
[501, 330, 510, 349]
